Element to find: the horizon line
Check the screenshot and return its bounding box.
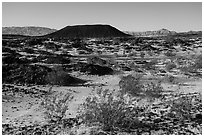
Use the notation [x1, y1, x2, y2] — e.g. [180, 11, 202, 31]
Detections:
[2, 24, 202, 33]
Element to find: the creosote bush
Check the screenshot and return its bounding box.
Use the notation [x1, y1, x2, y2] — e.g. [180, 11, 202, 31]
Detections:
[164, 74, 177, 84]
[164, 51, 176, 57]
[169, 93, 202, 121]
[41, 90, 74, 124]
[179, 54, 202, 74]
[166, 62, 177, 72]
[119, 74, 143, 96]
[119, 74, 163, 98]
[143, 81, 163, 98]
[143, 59, 158, 70]
[78, 88, 141, 132]
[194, 54, 202, 69]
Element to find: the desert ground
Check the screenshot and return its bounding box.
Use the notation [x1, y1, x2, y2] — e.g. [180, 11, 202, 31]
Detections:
[2, 31, 202, 135]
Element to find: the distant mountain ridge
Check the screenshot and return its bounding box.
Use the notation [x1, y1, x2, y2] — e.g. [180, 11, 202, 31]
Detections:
[44, 24, 131, 38]
[125, 28, 177, 37]
[2, 26, 57, 36]
[3, 26, 200, 38]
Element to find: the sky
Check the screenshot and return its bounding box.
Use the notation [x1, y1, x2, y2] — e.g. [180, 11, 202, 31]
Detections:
[2, 2, 202, 32]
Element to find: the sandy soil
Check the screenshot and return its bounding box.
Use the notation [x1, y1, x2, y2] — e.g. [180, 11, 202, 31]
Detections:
[2, 72, 202, 127]
[2, 93, 46, 126]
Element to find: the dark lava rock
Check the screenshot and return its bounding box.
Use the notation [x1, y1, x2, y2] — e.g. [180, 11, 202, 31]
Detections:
[2, 52, 29, 64]
[81, 64, 113, 75]
[121, 66, 132, 71]
[42, 55, 70, 64]
[87, 56, 107, 66]
[46, 71, 87, 86]
[154, 118, 163, 123]
[3, 64, 52, 85]
[192, 113, 202, 124]
[195, 113, 202, 120]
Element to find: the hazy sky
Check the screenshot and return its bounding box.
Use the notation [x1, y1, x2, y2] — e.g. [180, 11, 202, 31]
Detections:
[2, 2, 202, 32]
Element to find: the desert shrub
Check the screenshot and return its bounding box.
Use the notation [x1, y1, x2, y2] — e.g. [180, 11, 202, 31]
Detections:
[143, 81, 163, 98]
[166, 62, 177, 72]
[140, 52, 145, 58]
[164, 51, 176, 57]
[164, 74, 177, 84]
[78, 88, 141, 132]
[143, 59, 158, 70]
[180, 54, 201, 74]
[107, 57, 118, 68]
[119, 74, 143, 96]
[165, 93, 202, 134]
[147, 51, 153, 56]
[41, 91, 74, 124]
[194, 54, 202, 69]
[39, 90, 77, 134]
[78, 87, 201, 135]
[180, 66, 194, 73]
[170, 96, 194, 120]
[169, 93, 202, 121]
[119, 74, 163, 98]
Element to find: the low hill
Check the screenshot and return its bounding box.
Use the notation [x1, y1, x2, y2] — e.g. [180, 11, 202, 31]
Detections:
[176, 31, 202, 37]
[44, 24, 131, 38]
[2, 26, 57, 36]
[125, 28, 177, 37]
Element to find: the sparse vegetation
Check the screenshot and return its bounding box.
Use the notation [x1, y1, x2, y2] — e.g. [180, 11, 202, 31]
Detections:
[75, 86, 202, 135]
[2, 24, 202, 135]
[119, 74, 163, 99]
[41, 91, 74, 123]
[78, 88, 142, 133]
[143, 59, 158, 70]
[164, 51, 176, 57]
[46, 66, 86, 86]
[164, 74, 177, 84]
[194, 54, 202, 69]
[179, 54, 202, 77]
[166, 62, 177, 72]
[119, 74, 143, 96]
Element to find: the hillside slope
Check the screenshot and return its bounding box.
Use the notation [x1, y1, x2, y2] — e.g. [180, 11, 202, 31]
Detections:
[125, 28, 177, 37]
[2, 26, 57, 36]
